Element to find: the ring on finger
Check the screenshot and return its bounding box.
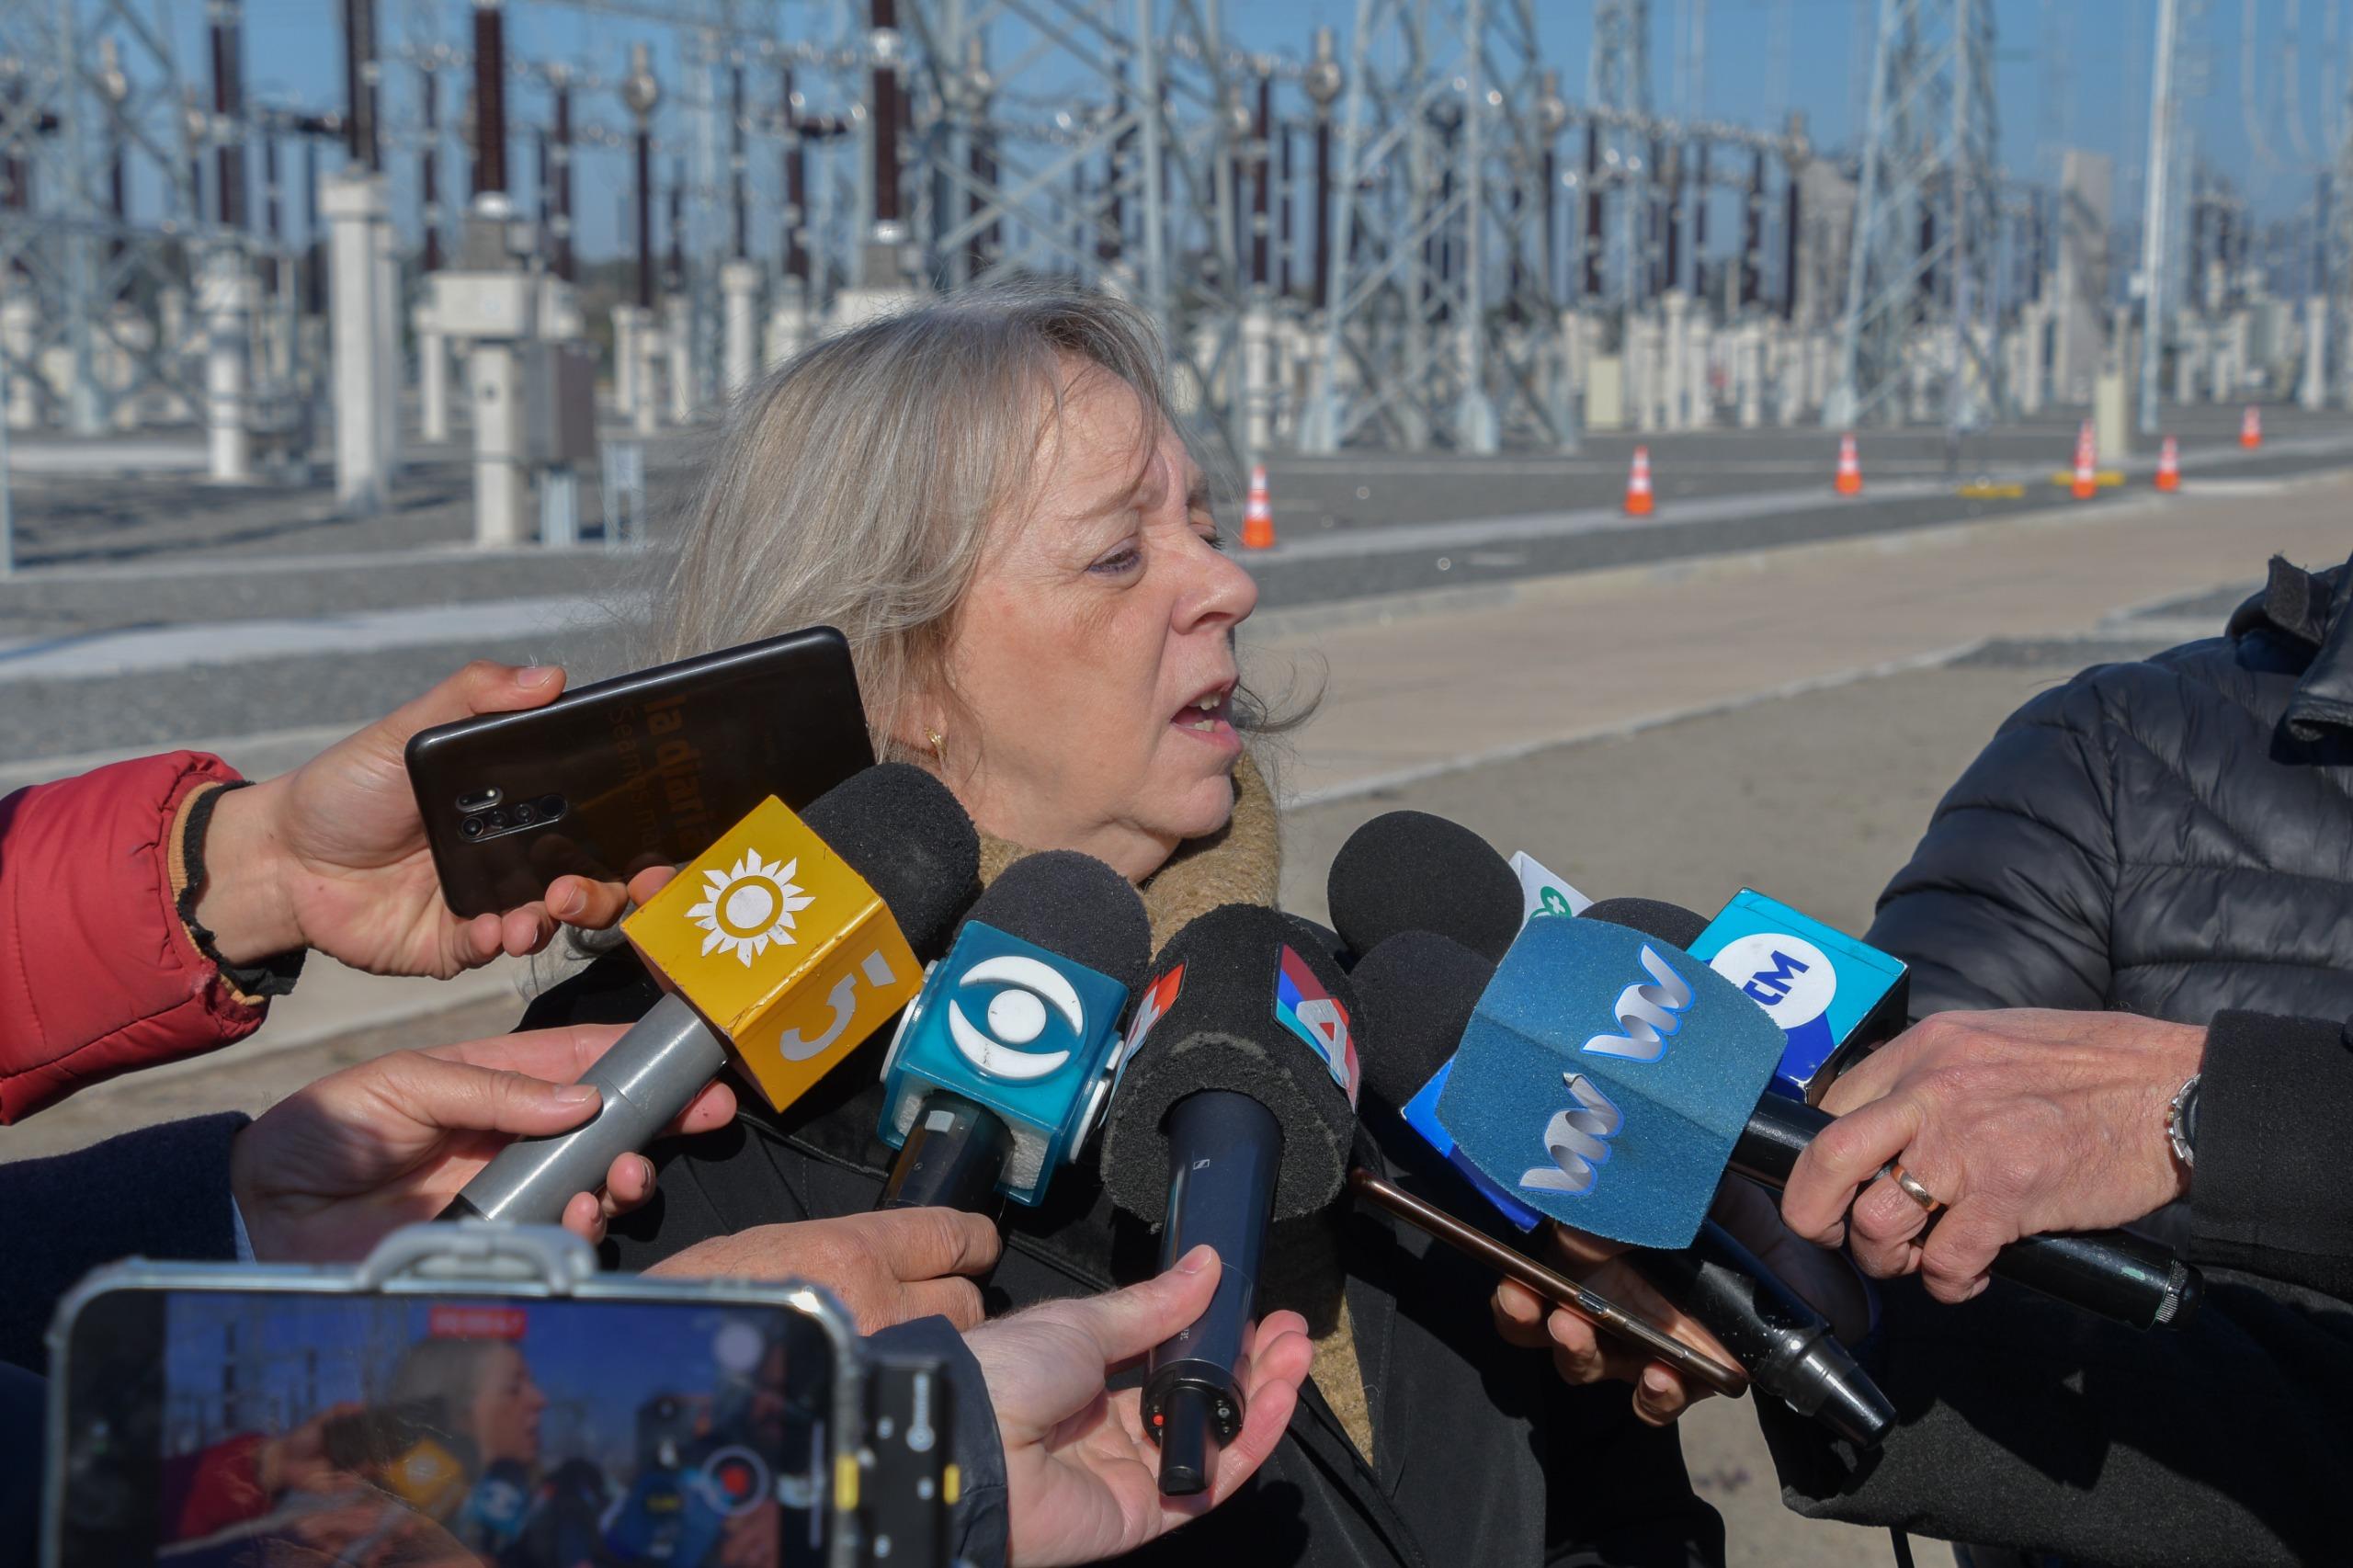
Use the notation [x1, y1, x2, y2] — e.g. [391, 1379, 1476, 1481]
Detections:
[1884, 1162, 1945, 1214]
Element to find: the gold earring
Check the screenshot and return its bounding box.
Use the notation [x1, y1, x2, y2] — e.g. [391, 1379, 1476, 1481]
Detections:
[926, 729, 946, 766]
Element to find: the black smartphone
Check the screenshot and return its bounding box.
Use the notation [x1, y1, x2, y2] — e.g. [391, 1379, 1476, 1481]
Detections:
[406, 627, 874, 917]
[47, 1274, 860, 1567]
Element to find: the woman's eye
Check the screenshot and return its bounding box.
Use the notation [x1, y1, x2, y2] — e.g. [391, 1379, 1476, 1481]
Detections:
[1089, 544, 1142, 575]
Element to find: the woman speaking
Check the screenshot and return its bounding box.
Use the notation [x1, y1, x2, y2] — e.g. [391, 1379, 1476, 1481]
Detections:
[528, 282, 1722, 1567]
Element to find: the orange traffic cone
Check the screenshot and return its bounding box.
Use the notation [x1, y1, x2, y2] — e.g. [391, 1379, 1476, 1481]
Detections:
[2071, 419, 2097, 501]
[2240, 404, 2263, 449]
[1242, 464, 1276, 550]
[1834, 432, 1863, 495]
[1624, 446, 1655, 517]
[2154, 435, 2181, 492]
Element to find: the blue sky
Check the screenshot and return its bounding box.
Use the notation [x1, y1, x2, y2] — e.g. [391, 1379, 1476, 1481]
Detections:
[191, 0, 2343, 257]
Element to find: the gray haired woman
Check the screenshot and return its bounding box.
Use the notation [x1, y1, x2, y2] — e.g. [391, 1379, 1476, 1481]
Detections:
[529, 280, 1723, 1568]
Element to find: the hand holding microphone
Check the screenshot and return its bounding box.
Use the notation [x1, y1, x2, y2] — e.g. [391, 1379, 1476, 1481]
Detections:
[1779, 1007, 2209, 1304]
[444, 763, 980, 1225]
[1097, 903, 1363, 1496]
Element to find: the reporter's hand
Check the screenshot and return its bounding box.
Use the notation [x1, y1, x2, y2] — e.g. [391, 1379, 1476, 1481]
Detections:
[198, 661, 673, 977]
[643, 1209, 1004, 1333]
[229, 1024, 737, 1262]
[1491, 1180, 1868, 1426]
[1780, 1008, 2204, 1302]
[968, 1245, 1313, 1568]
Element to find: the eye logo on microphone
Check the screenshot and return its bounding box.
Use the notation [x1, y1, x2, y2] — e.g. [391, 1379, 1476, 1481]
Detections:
[946, 954, 1086, 1082]
[1580, 944, 1694, 1062]
[685, 849, 816, 967]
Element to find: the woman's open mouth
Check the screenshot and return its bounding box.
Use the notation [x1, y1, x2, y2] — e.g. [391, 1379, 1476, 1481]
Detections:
[1173, 682, 1242, 751]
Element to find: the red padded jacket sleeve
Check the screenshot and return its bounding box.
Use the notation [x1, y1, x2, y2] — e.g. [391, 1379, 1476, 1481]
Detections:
[0, 751, 267, 1121]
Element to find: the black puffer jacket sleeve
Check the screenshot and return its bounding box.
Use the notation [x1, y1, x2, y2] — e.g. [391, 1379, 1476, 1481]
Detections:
[2192, 1009, 2353, 1300]
[1866, 677, 2118, 1017]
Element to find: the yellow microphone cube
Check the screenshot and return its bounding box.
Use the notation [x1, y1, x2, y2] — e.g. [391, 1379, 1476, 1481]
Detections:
[623, 796, 921, 1112]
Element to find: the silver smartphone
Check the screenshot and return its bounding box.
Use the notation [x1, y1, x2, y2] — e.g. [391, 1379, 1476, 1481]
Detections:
[42, 1225, 952, 1568]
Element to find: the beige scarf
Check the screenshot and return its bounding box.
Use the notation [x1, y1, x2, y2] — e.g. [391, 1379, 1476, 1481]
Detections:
[974, 751, 1379, 1467]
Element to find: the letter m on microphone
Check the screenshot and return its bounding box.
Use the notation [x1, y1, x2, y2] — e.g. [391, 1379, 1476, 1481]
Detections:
[1437, 917, 1784, 1248]
[625, 796, 922, 1112]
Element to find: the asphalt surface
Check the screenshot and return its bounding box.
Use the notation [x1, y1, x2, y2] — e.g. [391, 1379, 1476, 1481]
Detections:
[4, 404, 2343, 768]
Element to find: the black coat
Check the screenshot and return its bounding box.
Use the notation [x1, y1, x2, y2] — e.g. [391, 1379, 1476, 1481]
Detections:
[1868, 550, 2353, 1026]
[1753, 550, 2353, 1565]
[525, 952, 1727, 1568]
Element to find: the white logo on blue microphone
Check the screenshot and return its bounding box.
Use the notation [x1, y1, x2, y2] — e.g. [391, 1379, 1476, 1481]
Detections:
[1706, 932, 1836, 1029]
[1519, 1072, 1625, 1197]
[1579, 944, 1694, 1062]
[946, 955, 1085, 1082]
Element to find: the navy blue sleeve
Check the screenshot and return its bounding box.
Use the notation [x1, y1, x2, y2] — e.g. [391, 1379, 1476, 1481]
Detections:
[869, 1315, 1008, 1568]
[0, 1112, 246, 1376]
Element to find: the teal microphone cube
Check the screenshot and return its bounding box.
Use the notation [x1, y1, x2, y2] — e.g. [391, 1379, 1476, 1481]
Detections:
[1690, 890, 1910, 1105]
[877, 921, 1131, 1205]
[1438, 915, 1786, 1249]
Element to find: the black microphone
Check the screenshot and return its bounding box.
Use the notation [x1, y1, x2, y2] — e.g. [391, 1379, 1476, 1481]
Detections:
[1098, 903, 1363, 1495]
[874, 851, 1151, 1211]
[1327, 809, 1525, 964]
[1351, 929, 1895, 1446]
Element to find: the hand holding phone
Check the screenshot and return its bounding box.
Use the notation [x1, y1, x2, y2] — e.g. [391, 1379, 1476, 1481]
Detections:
[202, 661, 663, 981]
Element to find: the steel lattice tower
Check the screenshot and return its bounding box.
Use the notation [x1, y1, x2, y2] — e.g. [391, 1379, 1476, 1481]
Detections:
[1824, 0, 2003, 430]
[1298, 0, 1570, 453]
[1588, 0, 1650, 314]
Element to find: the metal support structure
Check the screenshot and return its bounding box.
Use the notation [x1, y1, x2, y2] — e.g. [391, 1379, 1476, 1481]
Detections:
[1825, 0, 2004, 431]
[2138, 0, 2178, 436]
[1301, 0, 1571, 453]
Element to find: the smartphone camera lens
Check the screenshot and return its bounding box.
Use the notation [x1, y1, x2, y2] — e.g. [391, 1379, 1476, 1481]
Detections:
[511, 801, 538, 827]
[460, 815, 486, 840]
[484, 808, 510, 832]
[538, 794, 567, 821]
[456, 788, 503, 812]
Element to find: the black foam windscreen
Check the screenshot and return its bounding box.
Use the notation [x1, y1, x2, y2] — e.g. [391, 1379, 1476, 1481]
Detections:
[801, 763, 982, 959]
[1324, 810, 1523, 963]
[964, 850, 1151, 990]
[1098, 903, 1361, 1226]
[1347, 930, 1495, 1111]
[1579, 896, 1709, 951]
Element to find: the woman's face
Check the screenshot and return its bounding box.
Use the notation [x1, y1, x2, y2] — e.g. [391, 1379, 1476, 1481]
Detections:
[468, 1347, 545, 1467]
[932, 363, 1260, 881]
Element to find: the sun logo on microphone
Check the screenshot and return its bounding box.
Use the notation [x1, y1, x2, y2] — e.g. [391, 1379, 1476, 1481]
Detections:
[686, 850, 816, 966]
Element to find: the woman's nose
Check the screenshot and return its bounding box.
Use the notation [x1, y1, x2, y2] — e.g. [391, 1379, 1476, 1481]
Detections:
[1181, 537, 1260, 631]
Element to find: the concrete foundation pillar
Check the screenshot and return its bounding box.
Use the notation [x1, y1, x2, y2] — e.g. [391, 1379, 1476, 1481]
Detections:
[2094, 369, 2130, 464]
[612, 305, 642, 418]
[419, 321, 451, 441]
[1629, 316, 1661, 433]
[1687, 318, 1715, 429]
[1804, 334, 1832, 415]
[371, 206, 402, 477]
[1735, 323, 1764, 428]
[2302, 297, 2328, 411]
[829, 286, 921, 337]
[664, 293, 693, 425]
[1, 297, 37, 429]
[2018, 306, 2047, 415]
[1243, 302, 1276, 455]
[2174, 321, 2201, 404]
[766, 292, 811, 369]
[468, 337, 530, 547]
[722, 260, 761, 397]
[1661, 294, 1689, 431]
[324, 173, 390, 513]
[1584, 354, 1625, 431]
[199, 250, 254, 483]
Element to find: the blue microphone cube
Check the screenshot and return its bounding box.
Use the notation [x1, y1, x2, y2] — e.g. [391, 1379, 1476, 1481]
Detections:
[1438, 915, 1785, 1249]
[1401, 1058, 1545, 1233]
[878, 921, 1131, 1205]
[1689, 890, 1910, 1104]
